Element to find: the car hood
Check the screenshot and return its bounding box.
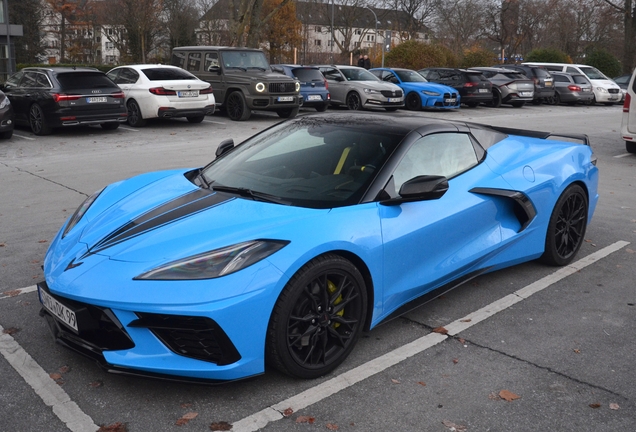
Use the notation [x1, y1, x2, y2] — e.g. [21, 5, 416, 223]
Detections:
[48, 170, 325, 272]
[403, 82, 457, 93]
[349, 81, 401, 91]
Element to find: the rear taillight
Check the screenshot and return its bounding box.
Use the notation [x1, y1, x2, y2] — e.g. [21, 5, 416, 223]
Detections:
[149, 87, 177, 96]
[200, 87, 214, 95]
[463, 82, 478, 88]
[324, 79, 329, 90]
[567, 85, 581, 92]
[624, 93, 631, 113]
[111, 91, 125, 99]
[52, 93, 81, 102]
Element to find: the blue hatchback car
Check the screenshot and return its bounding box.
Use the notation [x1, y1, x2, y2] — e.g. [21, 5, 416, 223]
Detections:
[272, 65, 330, 111]
[370, 67, 460, 110]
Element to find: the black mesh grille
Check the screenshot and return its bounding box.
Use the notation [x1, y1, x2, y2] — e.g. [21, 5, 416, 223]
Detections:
[381, 89, 403, 97]
[269, 82, 296, 93]
[608, 88, 620, 94]
[129, 313, 241, 365]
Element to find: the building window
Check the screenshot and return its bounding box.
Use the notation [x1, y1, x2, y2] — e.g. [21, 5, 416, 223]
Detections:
[367, 35, 374, 41]
[355, 29, 361, 35]
[315, 26, 322, 32]
[105, 42, 114, 49]
[315, 39, 321, 46]
[327, 40, 332, 47]
[108, 28, 113, 35]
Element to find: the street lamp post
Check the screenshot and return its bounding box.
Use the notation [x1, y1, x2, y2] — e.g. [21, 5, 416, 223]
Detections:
[364, 6, 377, 67]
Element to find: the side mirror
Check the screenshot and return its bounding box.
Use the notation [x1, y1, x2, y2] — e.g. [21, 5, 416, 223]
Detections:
[215, 138, 234, 158]
[334, 76, 344, 82]
[381, 175, 449, 206]
[208, 65, 221, 73]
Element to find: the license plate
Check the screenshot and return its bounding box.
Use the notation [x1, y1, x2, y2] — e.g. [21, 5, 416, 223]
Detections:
[38, 286, 78, 332]
[387, 97, 401, 102]
[178, 91, 198, 98]
[583, 88, 590, 92]
[609, 97, 618, 101]
[307, 95, 322, 101]
[519, 92, 533, 97]
[545, 81, 552, 87]
[86, 97, 107, 103]
[277, 96, 294, 102]
[478, 88, 489, 93]
[445, 98, 456, 104]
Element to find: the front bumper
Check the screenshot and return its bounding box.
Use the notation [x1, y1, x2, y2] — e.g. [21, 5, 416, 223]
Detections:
[593, 89, 622, 103]
[245, 94, 301, 111]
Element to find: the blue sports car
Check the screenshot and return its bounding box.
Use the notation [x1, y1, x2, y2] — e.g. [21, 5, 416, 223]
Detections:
[38, 113, 598, 382]
[370, 68, 461, 110]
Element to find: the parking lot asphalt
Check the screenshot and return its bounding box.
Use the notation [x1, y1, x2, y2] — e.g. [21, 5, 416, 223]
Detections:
[1, 104, 634, 432]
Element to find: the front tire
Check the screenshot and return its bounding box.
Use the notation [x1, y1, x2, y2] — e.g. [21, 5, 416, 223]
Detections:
[540, 184, 588, 266]
[29, 104, 52, 135]
[405, 92, 421, 111]
[626, 141, 636, 153]
[346, 92, 362, 110]
[266, 254, 367, 379]
[127, 100, 146, 127]
[225, 91, 251, 121]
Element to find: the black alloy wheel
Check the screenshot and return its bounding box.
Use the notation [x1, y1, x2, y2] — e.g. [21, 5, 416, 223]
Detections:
[554, 92, 561, 105]
[29, 104, 52, 136]
[127, 100, 147, 127]
[225, 91, 251, 121]
[346, 92, 362, 110]
[267, 254, 367, 379]
[540, 184, 588, 266]
[490, 90, 502, 108]
[405, 93, 421, 111]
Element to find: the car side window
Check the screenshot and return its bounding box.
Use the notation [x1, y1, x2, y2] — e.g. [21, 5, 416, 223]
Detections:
[35, 73, 52, 88]
[391, 133, 478, 194]
[321, 68, 341, 81]
[566, 67, 578, 74]
[106, 69, 119, 82]
[171, 51, 186, 68]
[5, 71, 23, 88]
[204, 52, 219, 71]
[553, 75, 568, 83]
[384, 72, 398, 83]
[118, 68, 139, 84]
[187, 52, 202, 72]
[21, 72, 42, 88]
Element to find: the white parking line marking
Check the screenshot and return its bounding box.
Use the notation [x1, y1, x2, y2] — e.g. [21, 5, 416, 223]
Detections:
[0, 324, 99, 432]
[0, 285, 37, 300]
[11, 133, 36, 141]
[614, 153, 633, 158]
[231, 240, 630, 432]
[118, 126, 139, 132]
[203, 119, 227, 125]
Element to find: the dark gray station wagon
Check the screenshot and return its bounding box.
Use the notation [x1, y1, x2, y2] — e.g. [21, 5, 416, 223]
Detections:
[171, 46, 301, 121]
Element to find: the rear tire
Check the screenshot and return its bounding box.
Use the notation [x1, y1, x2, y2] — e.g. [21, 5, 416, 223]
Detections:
[127, 100, 146, 127]
[540, 184, 588, 266]
[490, 90, 502, 108]
[187, 115, 205, 123]
[29, 104, 52, 135]
[626, 141, 636, 154]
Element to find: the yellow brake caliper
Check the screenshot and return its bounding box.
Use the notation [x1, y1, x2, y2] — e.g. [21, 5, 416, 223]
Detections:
[327, 280, 344, 328]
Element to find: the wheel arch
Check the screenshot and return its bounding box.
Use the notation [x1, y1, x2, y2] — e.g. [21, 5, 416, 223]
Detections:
[223, 88, 246, 105]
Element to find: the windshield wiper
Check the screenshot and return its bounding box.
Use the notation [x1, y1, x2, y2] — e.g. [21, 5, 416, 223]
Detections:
[211, 185, 290, 205]
[247, 66, 267, 71]
[226, 66, 247, 72]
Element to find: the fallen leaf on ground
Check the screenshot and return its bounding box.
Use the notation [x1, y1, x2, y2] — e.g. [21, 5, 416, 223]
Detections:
[460, 319, 471, 323]
[458, 338, 465, 344]
[573, 349, 581, 354]
[0, 243, 5, 247]
[2, 327, 19, 335]
[98, 423, 127, 432]
[296, 416, 315, 424]
[417, 381, 427, 386]
[38, 240, 48, 243]
[326, 423, 339, 430]
[176, 412, 198, 426]
[432, 326, 448, 334]
[609, 403, 620, 410]
[59, 365, 70, 374]
[3, 290, 19, 297]
[89, 380, 103, 388]
[499, 390, 521, 401]
[452, 358, 459, 364]
[282, 407, 293, 417]
[442, 419, 467, 431]
[209, 421, 232, 431]
[589, 403, 601, 409]
[49, 373, 62, 380]
[391, 379, 401, 384]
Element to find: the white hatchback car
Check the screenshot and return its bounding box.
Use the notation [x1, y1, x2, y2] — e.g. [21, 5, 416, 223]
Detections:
[620, 68, 636, 153]
[107, 64, 215, 127]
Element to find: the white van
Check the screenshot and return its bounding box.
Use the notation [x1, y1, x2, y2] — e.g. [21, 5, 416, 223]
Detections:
[523, 62, 622, 105]
[620, 68, 636, 153]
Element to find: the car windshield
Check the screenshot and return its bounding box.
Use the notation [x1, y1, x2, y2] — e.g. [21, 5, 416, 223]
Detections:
[221, 51, 269, 70]
[534, 68, 551, 78]
[341, 68, 380, 81]
[200, 117, 405, 209]
[395, 70, 427, 82]
[292, 68, 324, 82]
[141, 68, 197, 81]
[56, 72, 115, 89]
[579, 66, 607, 80]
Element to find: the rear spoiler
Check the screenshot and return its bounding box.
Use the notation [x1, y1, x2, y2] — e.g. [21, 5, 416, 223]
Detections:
[486, 125, 590, 146]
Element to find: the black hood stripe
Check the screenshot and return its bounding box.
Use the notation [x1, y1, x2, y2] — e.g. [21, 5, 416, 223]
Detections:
[83, 189, 233, 258]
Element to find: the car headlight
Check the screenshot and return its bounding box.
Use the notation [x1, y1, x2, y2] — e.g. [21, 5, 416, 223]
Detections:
[134, 240, 289, 280]
[295, 81, 300, 92]
[0, 97, 10, 109]
[421, 90, 441, 96]
[255, 82, 266, 92]
[596, 87, 608, 93]
[62, 188, 104, 238]
[363, 88, 382, 94]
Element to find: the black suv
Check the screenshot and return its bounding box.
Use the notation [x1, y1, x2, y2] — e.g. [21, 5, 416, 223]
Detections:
[2, 67, 127, 135]
[497, 64, 555, 104]
[172, 46, 301, 121]
[418, 68, 492, 107]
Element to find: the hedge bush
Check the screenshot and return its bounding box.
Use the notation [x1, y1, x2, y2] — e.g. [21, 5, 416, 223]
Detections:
[584, 49, 622, 78]
[385, 40, 457, 70]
